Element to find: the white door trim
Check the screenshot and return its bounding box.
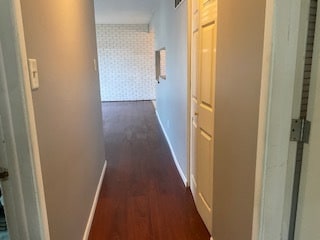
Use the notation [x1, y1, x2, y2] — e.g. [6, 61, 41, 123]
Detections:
[1, 0, 50, 239]
[187, 0, 192, 189]
[252, 0, 309, 239]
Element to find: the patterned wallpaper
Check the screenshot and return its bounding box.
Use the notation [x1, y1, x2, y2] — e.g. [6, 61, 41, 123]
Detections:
[96, 24, 156, 101]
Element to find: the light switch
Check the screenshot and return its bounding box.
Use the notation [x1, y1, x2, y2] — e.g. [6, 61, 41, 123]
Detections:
[93, 58, 98, 72]
[28, 59, 39, 90]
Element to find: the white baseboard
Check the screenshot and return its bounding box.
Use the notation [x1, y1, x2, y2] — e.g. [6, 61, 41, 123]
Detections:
[83, 160, 107, 240]
[155, 111, 188, 186]
[152, 100, 156, 110]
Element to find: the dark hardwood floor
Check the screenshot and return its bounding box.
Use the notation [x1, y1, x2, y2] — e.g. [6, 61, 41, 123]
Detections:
[89, 101, 210, 240]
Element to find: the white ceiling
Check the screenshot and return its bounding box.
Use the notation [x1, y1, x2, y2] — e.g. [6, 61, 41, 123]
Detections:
[94, 0, 160, 24]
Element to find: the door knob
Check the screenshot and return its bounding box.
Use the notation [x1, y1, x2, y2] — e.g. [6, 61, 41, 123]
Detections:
[0, 168, 8, 180]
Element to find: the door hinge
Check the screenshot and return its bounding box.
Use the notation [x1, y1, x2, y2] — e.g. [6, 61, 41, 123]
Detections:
[290, 119, 311, 143]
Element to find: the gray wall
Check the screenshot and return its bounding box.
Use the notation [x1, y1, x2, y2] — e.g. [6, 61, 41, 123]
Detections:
[150, 0, 188, 179]
[213, 0, 266, 239]
[20, 1, 106, 239]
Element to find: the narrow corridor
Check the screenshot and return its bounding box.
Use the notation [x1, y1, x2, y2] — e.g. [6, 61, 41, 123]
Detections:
[89, 101, 210, 240]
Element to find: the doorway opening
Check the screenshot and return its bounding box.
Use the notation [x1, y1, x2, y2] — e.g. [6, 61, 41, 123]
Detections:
[0, 190, 8, 239]
[288, 0, 318, 239]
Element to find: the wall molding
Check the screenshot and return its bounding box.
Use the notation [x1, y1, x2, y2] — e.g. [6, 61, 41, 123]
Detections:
[155, 111, 188, 186]
[83, 160, 107, 240]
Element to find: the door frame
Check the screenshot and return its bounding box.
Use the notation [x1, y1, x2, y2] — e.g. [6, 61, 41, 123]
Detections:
[252, 0, 311, 239]
[0, 0, 50, 239]
[187, 0, 192, 188]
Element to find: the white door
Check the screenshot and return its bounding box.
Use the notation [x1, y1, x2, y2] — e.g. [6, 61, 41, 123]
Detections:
[190, 0, 217, 234]
[294, 8, 320, 239]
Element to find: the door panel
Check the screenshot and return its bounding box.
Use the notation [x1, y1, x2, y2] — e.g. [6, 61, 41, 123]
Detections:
[191, 32, 199, 101]
[198, 130, 213, 209]
[198, 131, 213, 227]
[199, 104, 214, 135]
[200, 24, 215, 108]
[201, 0, 216, 26]
[190, 117, 198, 195]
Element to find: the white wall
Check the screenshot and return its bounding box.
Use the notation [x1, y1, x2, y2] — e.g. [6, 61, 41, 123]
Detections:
[96, 24, 156, 101]
[150, 0, 188, 180]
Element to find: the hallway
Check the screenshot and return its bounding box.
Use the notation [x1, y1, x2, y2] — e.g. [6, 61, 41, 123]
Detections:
[89, 101, 210, 239]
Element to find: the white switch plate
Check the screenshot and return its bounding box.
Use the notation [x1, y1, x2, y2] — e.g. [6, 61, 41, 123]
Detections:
[93, 58, 98, 72]
[28, 59, 39, 90]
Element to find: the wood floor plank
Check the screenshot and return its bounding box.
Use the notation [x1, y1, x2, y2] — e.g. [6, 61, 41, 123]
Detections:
[89, 101, 210, 240]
